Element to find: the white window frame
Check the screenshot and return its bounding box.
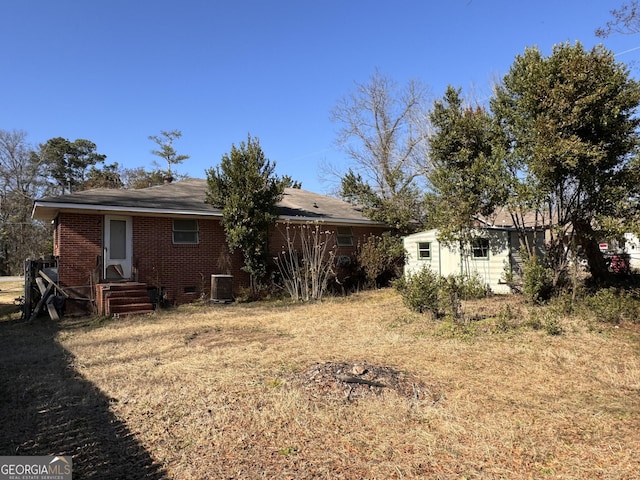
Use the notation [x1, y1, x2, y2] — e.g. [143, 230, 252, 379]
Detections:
[418, 242, 431, 260]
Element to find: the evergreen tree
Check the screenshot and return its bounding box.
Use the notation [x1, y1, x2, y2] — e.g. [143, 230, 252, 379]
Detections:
[492, 42, 640, 282]
[205, 135, 287, 295]
[148, 130, 189, 178]
[427, 86, 509, 244]
[38, 137, 107, 193]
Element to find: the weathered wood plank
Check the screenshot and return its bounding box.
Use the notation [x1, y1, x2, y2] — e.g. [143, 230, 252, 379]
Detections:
[23, 260, 32, 321]
[45, 295, 60, 321]
[35, 277, 47, 295]
[28, 283, 54, 322]
[38, 270, 69, 298]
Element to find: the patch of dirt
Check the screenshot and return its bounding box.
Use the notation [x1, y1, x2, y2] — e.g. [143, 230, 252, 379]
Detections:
[290, 361, 443, 403]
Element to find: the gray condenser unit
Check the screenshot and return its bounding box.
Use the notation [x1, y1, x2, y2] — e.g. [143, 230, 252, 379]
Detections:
[211, 274, 234, 303]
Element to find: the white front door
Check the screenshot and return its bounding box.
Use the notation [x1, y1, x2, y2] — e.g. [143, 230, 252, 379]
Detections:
[104, 215, 133, 280]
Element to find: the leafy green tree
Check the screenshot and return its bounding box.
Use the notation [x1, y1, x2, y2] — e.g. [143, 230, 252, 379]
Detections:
[205, 135, 287, 295]
[148, 130, 190, 178]
[339, 168, 422, 233]
[492, 42, 640, 283]
[356, 232, 405, 288]
[38, 137, 107, 193]
[331, 70, 429, 233]
[427, 86, 509, 244]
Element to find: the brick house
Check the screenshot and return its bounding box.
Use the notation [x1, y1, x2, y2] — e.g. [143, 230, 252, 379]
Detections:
[31, 178, 389, 315]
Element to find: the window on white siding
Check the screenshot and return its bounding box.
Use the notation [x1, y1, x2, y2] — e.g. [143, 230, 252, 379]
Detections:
[418, 242, 431, 259]
[336, 226, 353, 246]
[472, 238, 489, 258]
[173, 219, 199, 244]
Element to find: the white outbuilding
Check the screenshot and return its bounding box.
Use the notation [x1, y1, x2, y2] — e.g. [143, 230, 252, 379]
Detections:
[403, 227, 545, 294]
[623, 233, 640, 271]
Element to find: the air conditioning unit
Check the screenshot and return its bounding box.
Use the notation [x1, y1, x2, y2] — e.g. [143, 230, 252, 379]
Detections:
[211, 274, 234, 303]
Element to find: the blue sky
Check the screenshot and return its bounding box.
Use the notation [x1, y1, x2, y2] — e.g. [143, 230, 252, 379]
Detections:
[2, 1, 638, 194]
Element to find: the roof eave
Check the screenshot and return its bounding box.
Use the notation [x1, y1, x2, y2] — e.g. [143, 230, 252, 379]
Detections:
[32, 201, 223, 221]
[276, 215, 385, 226]
[32, 202, 384, 226]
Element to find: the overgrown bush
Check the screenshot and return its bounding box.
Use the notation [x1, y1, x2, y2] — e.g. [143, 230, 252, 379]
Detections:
[525, 309, 564, 335]
[439, 275, 463, 322]
[522, 254, 554, 304]
[393, 267, 442, 317]
[394, 267, 490, 321]
[447, 272, 491, 300]
[584, 287, 640, 324]
[357, 233, 405, 288]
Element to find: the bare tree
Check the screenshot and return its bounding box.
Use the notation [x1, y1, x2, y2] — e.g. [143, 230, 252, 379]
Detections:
[330, 70, 430, 232]
[0, 130, 50, 274]
[596, 1, 640, 37]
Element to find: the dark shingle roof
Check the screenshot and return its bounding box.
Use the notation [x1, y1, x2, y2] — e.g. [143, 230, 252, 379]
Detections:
[33, 178, 380, 225]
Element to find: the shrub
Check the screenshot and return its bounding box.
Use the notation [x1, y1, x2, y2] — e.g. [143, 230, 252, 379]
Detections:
[585, 287, 640, 324]
[395, 268, 491, 321]
[439, 275, 464, 322]
[525, 308, 564, 335]
[543, 314, 564, 335]
[524, 310, 543, 331]
[493, 304, 516, 333]
[522, 255, 554, 304]
[357, 233, 406, 288]
[449, 272, 491, 300]
[274, 222, 336, 301]
[393, 266, 442, 317]
[548, 292, 579, 316]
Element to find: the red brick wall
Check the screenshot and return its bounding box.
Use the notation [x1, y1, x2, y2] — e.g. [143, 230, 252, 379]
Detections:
[53, 218, 61, 257]
[54, 212, 248, 304]
[57, 212, 103, 289]
[268, 221, 390, 283]
[56, 212, 389, 307]
[132, 216, 247, 305]
[268, 221, 388, 258]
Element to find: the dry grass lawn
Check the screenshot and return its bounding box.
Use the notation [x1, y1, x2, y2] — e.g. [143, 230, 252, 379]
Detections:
[1, 288, 639, 479]
[0, 279, 23, 319]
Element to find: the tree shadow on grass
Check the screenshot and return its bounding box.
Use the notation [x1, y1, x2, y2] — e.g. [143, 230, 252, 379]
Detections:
[0, 317, 167, 479]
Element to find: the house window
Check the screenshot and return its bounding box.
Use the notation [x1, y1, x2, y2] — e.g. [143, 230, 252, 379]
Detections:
[472, 238, 489, 258]
[173, 219, 199, 244]
[418, 242, 431, 259]
[336, 226, 353, 246]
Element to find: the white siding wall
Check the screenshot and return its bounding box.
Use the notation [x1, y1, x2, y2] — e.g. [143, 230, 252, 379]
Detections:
[405, 230, 446, 277]
[404, 229, 512, 294]
[624, 233, 640, 271]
